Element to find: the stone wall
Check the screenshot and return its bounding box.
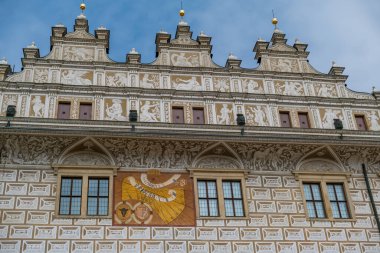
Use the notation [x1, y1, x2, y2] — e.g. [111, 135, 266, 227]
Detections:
[1, 167, 380, 253]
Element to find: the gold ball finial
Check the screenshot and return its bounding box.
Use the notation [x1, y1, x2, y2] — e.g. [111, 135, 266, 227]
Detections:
[179, 9, 185, 17]
[272, 17, 278, 25]
[80, 3, 86, 11]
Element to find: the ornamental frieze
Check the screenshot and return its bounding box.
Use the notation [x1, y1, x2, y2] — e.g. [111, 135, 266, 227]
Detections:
[1, 134, 380, 173]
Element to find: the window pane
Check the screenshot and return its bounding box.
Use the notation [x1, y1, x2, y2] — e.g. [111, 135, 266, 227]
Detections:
[199, 199, 209, 216]
[72, 179, 82, 196]
[208, 199, 219, 216]
[327, 184, 336, 200]
[87, 197, 98, 215]
[98, 198, 109, 216]
[88, 179, 98, 197]
[303, 185, 312, 200]
[197, 181, 207, 198]
[306, 202, 316, 218]
[311, 184, 322, 200]
[331, 202, 340, 218]
[207, 181, 217, 198]
[339, 202, 349, 218]
[61, 179, 71, 196]
[315, 202, 326, 218]
[335, 185, 345, 201]
[99, 180, 109, 197]
[59, 197, 70, 215]
[224, 200, 234, 216]
[71, 197, 81, 215]
[232, 182, 242, 198]
[223, 182, 232, 198]
[234, 200, 244, 216]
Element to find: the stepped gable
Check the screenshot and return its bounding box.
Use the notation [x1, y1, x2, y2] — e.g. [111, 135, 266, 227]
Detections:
[0, 12, 375, 101]
[253, 27, 320, 74]
[152, 20, 218, 68]
[43, 14, 111, 63]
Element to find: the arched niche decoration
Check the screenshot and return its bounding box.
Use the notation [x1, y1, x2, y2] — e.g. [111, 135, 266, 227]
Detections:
[295, 145, 345, 174]
[54, 137, 117, 173]
[191, 142, 244, 170]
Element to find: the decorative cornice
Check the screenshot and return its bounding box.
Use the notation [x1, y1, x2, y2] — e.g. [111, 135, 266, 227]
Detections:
[1, 117, 380, 146]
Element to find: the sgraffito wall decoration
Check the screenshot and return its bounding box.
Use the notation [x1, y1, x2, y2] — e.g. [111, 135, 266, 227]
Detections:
[113, 171, 195, 226]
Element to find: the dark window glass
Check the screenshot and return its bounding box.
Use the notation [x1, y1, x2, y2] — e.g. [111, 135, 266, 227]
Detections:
[355, 115, 367, 130]
[280, 112, 291, 127]
[59, 177, 82, 215]
[327, 183, 350, 219]
[58, 102, 71, 119]
[197, 180, 219, 217]
[87, 178, 109, 216]
[79, 103, 92, 120]
[298, 112, 310, 128]
[172, 107, 185, 123]
[193, 108, 205, 124]
[303, 183, 326, 218]
[222, 181, 244, 217]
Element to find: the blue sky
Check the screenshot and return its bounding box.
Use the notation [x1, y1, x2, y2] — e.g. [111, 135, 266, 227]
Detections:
[0, 0, 378, 93]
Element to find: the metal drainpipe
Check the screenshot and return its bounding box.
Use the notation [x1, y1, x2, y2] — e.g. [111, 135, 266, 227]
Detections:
[362, 163, 380, 234]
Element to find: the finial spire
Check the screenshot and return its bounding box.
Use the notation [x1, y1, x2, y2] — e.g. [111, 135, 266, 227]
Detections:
[272, 9, 278, 29]
[80, 1, 86, 13]
[179, 0, 185, 19]
[178, 0, 188, 26]
[77, 1, 87, 19]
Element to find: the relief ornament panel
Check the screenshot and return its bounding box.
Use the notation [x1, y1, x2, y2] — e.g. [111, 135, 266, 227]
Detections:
[244, 105, 270, 126]
[139, 73, 160, 89]
[62, 46, 94, 62]
[139, 100, 160, 122]
[170, 52, 200, 67]
[61, 70, 93, 86]
[215, 103, 234, 125]
[275, 81, 304, 96]
[105, 72, 128, 87]
[171, 75, 202, 91]
[30, 95, 46, 118]
[104, 98, 127, 121]
[242, 79, 265, 94]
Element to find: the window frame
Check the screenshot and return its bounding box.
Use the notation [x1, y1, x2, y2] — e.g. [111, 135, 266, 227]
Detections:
[303, 183, 326, 219]
[294, 171, 355, 221]
[79, 102, 93, 120]
[54, 166, 116, 219]
[57, 101, 72, 119]
[191, 169, 248, 219]
[172, 106, 185, 124]
[279, 111, 292, 127]
[192, 107, 206, 124]
[354, 114, 368, 131]
[222, 180, 245, 217]
[59, 177, 83, 215]
[87, 177, 110, 216]
[297, 112, 311, 129]
[197, 180, 219, 217]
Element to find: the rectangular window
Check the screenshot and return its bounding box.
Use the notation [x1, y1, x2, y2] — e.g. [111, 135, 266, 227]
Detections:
[327, 183, 350, 219]
[58, 102, 71, 119]
[303, 183, 326, 218]
[172, 107, 185, 124]
[193, 108, 205, 124]
[87, 178, 109, 216]
[197, 180, 219, 217]
[298, 112, 310, 128]
[79, 103, 92, 120]
[280, 111, 292, 127]
[222, 181, 244, 217]
[355, 115, 367, 130]
[59, 177, 82, 215]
